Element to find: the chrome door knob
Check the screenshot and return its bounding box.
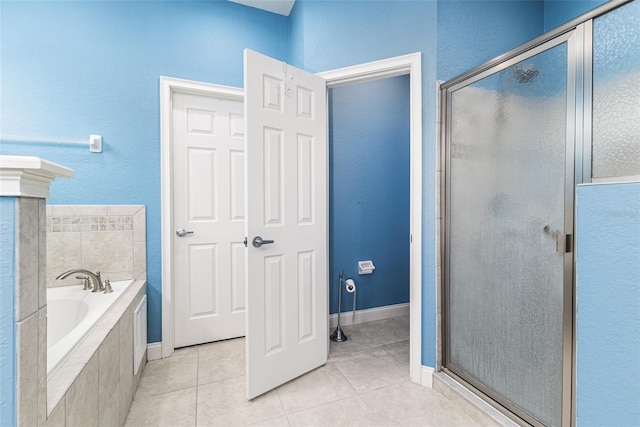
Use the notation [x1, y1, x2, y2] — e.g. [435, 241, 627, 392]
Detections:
[176, 229, 194, 237]
[252, 236, 275, 248]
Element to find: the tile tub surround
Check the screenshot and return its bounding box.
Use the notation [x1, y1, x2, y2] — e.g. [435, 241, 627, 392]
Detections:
[46, 280, 147, 427]
[46, 205, 146, 286]
[15, 197, 48, 426]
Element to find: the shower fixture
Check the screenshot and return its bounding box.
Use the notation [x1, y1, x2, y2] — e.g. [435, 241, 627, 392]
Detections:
[512, 64, 539, 83]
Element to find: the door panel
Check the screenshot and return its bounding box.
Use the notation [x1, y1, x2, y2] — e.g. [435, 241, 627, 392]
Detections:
[245, 49, 328, 400]
[445, 37, 572, 426]
[173, 92, 245, 347]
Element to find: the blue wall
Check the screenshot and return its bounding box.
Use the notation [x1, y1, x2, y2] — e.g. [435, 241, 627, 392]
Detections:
[576, 182, 640, 426]
[1, 0, 556, 369]
[437, 0, 544, 80]
[0, 0, 288, 343]
[329, 76, 410, 314]
[544, 0, 609, 31]
[0, 198, 16, 427]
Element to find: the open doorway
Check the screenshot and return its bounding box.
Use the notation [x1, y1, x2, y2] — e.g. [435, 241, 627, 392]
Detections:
[327, 76, 411, 372]
[161, 52, 423, 387]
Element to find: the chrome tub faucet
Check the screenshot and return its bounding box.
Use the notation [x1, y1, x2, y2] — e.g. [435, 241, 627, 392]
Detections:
[56, 269, 110, 293]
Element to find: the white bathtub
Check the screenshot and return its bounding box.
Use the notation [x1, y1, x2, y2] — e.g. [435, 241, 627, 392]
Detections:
[47, 279, 134, 378]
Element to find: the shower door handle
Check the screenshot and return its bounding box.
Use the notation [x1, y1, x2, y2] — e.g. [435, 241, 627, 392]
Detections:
[252, 236, 274, 248]
[556, 233, 572, 253]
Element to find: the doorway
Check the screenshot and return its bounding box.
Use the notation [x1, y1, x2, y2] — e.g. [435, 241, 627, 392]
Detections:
[161, 52, 423, 388]
[328, 75, 411, 332]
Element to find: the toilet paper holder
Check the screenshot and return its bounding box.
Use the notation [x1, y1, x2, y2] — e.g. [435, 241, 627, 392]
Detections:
[358, 260, 375, 275]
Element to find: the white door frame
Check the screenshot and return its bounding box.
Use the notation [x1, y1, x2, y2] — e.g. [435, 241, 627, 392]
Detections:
[160, 76, 244, 359]
[160, 52, 423, 385]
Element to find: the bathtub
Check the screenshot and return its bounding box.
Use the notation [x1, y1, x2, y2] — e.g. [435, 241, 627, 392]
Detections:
[47, 279, 134, 378]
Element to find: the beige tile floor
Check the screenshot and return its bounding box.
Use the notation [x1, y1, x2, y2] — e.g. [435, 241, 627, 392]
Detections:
[125, 316, 483, 426]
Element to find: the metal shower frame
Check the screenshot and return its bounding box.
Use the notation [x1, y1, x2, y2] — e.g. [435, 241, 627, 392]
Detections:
[438, 1, 634, 426]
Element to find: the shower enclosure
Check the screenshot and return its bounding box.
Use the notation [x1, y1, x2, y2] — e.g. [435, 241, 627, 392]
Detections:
[440, 1, 639, 426]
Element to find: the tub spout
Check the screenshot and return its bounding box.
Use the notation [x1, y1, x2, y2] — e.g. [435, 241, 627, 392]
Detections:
[56, 269, 104, 292]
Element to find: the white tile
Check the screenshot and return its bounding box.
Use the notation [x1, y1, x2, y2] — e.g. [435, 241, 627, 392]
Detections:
[119, 309, 134, 427]
[287, 395, 387, 427]
[133, 207, 146, 243]
[327, 326, 378, 359]
[125, 387, 196, 427]
[276, 362, 356, 414]
[52, 205, 107, 217]
[249, 415, 291, 427]
[355, 317, 410, 346]
[38, 199, 46, 309]
[65, 354, 99, 427]
[134, 352, 198, 399]
[46, 232, 82, 286]
[45, 398, 66, 427]
[38, 307, 47, 425]
[361, 381, 483, 426]
[99, 327, 121, 427]
[16, 197, 39, 321]
[108, 205, 143, 216]
[81, 231, 133, 273]
[133, 241, 146, 280]
[196, 376, 285, 425]
[17, 312, 38, 427]
[333, 349, 408, 394]
[197, 338, 245, 385]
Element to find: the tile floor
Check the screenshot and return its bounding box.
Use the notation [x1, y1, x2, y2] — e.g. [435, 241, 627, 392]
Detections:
[125, 316, 485, 426]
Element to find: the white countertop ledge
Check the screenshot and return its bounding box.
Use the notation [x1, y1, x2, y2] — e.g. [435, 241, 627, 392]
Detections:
[0, 155, 75, 198]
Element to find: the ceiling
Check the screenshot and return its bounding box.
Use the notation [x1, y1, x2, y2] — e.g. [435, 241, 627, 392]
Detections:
[229, 0, 296, 16]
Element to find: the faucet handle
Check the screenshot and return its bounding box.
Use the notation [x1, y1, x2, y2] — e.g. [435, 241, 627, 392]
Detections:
[103, 280, 113, 294]
[76, 275, 92, 290]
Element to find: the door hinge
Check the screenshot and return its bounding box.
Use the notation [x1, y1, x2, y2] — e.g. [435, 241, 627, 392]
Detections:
[244, 237, 248, 248]
[556, 233, 573, 253]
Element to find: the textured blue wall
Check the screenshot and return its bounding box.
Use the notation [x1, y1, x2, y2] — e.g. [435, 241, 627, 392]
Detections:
[0, 0, 288, 343]
[1, 0, 556, 370]
[329, 76, 410, 315]
[543, 0, 608, 31]
[437, 0, 544, 80]
[576, 182, 640, 426]
[0, 198, 16, 427]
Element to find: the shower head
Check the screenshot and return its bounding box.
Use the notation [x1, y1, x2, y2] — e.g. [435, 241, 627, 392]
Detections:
[512, 64, 539, 83]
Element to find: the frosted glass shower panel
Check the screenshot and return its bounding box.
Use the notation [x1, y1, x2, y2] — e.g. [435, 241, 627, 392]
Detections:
[448, 44, 567, 426]
[592, 0, 640, 179]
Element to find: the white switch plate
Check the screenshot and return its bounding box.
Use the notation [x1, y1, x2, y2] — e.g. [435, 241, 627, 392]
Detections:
[89, 135, 102, 153]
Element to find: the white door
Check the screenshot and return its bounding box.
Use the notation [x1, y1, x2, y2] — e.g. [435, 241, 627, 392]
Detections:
[173, 91, 246, 348]
[244, 49, 328, 399]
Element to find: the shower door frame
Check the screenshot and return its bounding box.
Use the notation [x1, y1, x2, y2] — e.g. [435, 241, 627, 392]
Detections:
[439, 1, 633, 425]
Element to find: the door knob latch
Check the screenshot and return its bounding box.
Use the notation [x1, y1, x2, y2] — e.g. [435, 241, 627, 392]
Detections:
[252, 236, 274, 248]
[176, 229, 194, 237]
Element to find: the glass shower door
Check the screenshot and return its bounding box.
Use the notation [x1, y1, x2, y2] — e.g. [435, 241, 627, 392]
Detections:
[444, 35, 573, 426]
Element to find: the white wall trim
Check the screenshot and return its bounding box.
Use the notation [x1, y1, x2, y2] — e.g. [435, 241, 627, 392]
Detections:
[320, 52, 423, 385]
[0, 155, 75, 198]
[329, 303, 409, 328]
[146, 343, 162, 361]
[160, 76, 243, 359]
[160, 53, 422, 383]
[421, 366, 434, 388]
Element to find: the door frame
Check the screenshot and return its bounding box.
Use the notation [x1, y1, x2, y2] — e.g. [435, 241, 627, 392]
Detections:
[160, 76, 244, 358]
[160, 52, 423, 385]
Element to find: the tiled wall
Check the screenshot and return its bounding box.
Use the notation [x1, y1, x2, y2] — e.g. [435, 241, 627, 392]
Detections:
[13, 197, 48, 426]
[46, 205, 146, 287]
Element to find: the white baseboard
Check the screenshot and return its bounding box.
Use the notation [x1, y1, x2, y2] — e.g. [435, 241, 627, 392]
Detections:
[329, 303, 409, 328]
[421, 366, 434, 388]
[147, 342, 162, 361]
